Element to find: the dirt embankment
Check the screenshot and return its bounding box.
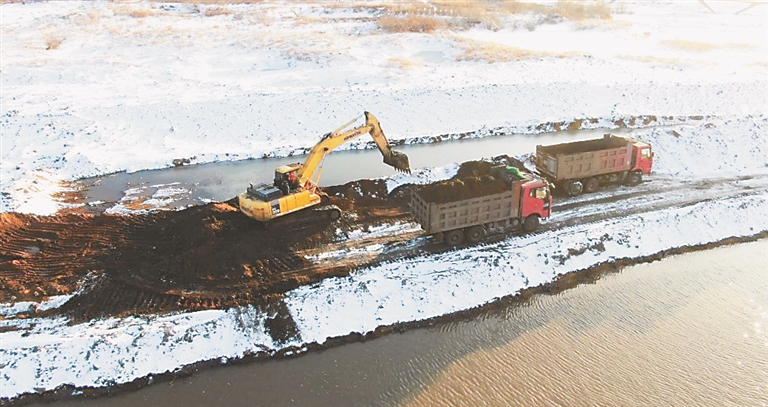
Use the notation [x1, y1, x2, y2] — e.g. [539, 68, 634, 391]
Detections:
[0, 174, 412, 319]
[0, 159, 530, 321]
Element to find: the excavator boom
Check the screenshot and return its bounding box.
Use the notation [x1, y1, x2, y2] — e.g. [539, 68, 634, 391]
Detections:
[238, 112, 410, 223]
[298, 112, 410, 185]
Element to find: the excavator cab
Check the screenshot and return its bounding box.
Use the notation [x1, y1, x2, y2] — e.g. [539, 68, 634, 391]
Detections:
[274, 164, 302, 196]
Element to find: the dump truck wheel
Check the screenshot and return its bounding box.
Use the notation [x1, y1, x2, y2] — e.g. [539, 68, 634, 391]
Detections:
[328, 208, 342, 220]
[625, 172, 642, 186]
[566, 180, 583, 197]
[523, 215, 540, 233]
[466, 226, 485, 243]
[444, 229, 464, 246]
[584, 177, 599, 193]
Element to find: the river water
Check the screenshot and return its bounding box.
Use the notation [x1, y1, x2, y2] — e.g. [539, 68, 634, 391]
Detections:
[39, 239, 768, 407]
[77, 128, 638, 210]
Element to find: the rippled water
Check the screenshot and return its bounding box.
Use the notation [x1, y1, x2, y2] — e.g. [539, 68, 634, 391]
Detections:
[404, 241, 768, 407]
[34, 240, 768, 407]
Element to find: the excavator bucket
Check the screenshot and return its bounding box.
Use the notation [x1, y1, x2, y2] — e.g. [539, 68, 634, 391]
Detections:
[384, 150, 411, 173]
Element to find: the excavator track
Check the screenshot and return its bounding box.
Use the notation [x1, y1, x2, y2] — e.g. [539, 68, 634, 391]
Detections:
[264, 204, 342, 232]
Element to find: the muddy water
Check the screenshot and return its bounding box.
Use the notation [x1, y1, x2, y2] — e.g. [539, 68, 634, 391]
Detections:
[39, 240, 768, 407]
[77, 128, 638, 210]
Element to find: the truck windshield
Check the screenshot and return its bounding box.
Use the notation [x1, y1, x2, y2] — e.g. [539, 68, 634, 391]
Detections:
[641, 148, 652, 158]
[531, 187, 549, 200]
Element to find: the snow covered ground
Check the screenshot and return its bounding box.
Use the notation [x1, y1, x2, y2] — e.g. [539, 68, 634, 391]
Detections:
[1, 0, 768, 401]
[2, 0, 766, 213]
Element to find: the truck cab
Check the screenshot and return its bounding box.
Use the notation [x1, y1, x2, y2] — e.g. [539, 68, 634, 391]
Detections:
[521, 179, 552, 221]
[631, 141, 653, 175]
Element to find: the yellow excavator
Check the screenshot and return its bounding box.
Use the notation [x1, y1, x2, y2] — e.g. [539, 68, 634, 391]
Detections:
[238, 112, 411, 223]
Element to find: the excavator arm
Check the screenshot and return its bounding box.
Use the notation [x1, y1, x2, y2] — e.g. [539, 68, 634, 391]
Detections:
[297, 111, 410, 186]
[363, 112, 412, 173]
[239, 111, 410, 223]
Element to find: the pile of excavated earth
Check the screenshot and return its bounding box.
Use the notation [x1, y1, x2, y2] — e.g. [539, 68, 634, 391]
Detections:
[0, 160, 507, 321]
[416, 157, 535, 203]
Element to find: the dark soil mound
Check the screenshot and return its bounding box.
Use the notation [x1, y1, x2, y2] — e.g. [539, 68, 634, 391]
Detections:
[325, 178, 411, 212]
[455, 156, 527, 180]
[417, 175, 508, 204]
[414, 159, 530, 204]
[455, 160, 496, 180]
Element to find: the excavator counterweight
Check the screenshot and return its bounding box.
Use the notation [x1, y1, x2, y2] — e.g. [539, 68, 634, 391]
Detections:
[238, 112, 410, 223]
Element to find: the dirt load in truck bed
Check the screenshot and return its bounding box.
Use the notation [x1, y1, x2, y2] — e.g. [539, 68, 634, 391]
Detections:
[416, 176, 509, 204]
[415, 158, 530, 204]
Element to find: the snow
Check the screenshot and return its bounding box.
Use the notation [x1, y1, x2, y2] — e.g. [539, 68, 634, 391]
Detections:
[105, 182, 193, 214]
[641, 117, 768, 178]
[384, 163, 460, 193]
[2, 0, 766, 213]
[0, 295, 73, 318]
[1, 308, 278, 392]
[1, 0, 768, 401]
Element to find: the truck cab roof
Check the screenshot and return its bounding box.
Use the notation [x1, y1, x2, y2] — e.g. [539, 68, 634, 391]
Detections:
[632, 140, 651, 149]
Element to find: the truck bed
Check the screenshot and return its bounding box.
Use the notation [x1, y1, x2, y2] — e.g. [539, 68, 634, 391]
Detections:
[410, 187, 521, 235]
[536, 135, 632, 181]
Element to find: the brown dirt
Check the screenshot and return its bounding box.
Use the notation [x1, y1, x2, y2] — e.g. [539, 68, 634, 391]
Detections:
[416, 175, 509, 204]
[414, 159, 521, 204]
[0, 175, 417, 321]
[2, 160, 516, 320]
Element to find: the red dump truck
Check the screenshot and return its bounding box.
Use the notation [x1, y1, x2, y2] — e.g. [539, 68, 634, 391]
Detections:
[410, 167, 552, 245]
[535, 134, 653, 197]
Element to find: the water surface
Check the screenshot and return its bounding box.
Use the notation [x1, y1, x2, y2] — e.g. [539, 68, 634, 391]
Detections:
[78, 128, 635, 210]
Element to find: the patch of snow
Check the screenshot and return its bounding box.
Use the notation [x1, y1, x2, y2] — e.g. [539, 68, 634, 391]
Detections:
[104, 183, 191, 214]
[344, 221, 421, 241]
[641, 117, 768, 178]
[384, 163, 460, 193]
[2, 1, 766, 213]
[0, 295, 73, 318]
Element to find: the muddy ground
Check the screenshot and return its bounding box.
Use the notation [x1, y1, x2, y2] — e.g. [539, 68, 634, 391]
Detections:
[0, 160, 511, 322]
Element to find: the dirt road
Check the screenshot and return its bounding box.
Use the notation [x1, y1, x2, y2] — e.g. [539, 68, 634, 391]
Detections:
[2, 162, 766, 322]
